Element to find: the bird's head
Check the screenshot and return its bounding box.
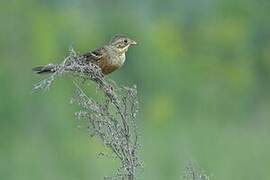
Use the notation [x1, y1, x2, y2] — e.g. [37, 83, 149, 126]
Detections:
[110, 35, 137, 53]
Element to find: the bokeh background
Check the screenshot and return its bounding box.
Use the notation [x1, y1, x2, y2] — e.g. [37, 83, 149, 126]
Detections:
[1, 0, 270, 179]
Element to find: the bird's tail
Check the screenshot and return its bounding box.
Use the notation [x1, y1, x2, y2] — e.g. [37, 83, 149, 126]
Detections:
[32, 64, 57, 74]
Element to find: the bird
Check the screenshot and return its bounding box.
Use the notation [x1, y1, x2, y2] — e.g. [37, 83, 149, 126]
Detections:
[33, 35, 137, 75]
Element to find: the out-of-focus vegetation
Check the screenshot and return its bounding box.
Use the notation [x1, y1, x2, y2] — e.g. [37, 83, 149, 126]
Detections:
[0, 0, 270, 179]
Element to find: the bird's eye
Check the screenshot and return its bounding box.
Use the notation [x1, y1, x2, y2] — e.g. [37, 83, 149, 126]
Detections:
[124, 39, 128, 43]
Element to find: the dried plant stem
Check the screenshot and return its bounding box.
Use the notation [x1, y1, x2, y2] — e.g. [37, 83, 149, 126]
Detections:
[33, 47, 141, 180]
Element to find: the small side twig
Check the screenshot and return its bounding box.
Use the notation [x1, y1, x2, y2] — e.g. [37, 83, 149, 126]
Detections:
[183, 161, 210, 180]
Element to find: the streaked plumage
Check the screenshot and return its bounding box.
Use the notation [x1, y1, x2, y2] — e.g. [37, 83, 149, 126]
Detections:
[33, 35, 137, 75]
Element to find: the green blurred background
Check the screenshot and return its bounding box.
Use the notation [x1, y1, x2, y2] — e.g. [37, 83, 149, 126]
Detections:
[1, 0, 270, 179]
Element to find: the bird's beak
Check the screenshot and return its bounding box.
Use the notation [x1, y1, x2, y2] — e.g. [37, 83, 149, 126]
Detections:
[129, 39, 137, 46]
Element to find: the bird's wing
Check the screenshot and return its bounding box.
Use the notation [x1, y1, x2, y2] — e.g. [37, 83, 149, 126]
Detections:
[82, 47, 106, 62]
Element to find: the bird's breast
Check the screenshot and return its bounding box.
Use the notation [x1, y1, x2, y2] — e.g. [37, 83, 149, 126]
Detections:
[107, 52, 125, 67]
[99, 52, 126, 75]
